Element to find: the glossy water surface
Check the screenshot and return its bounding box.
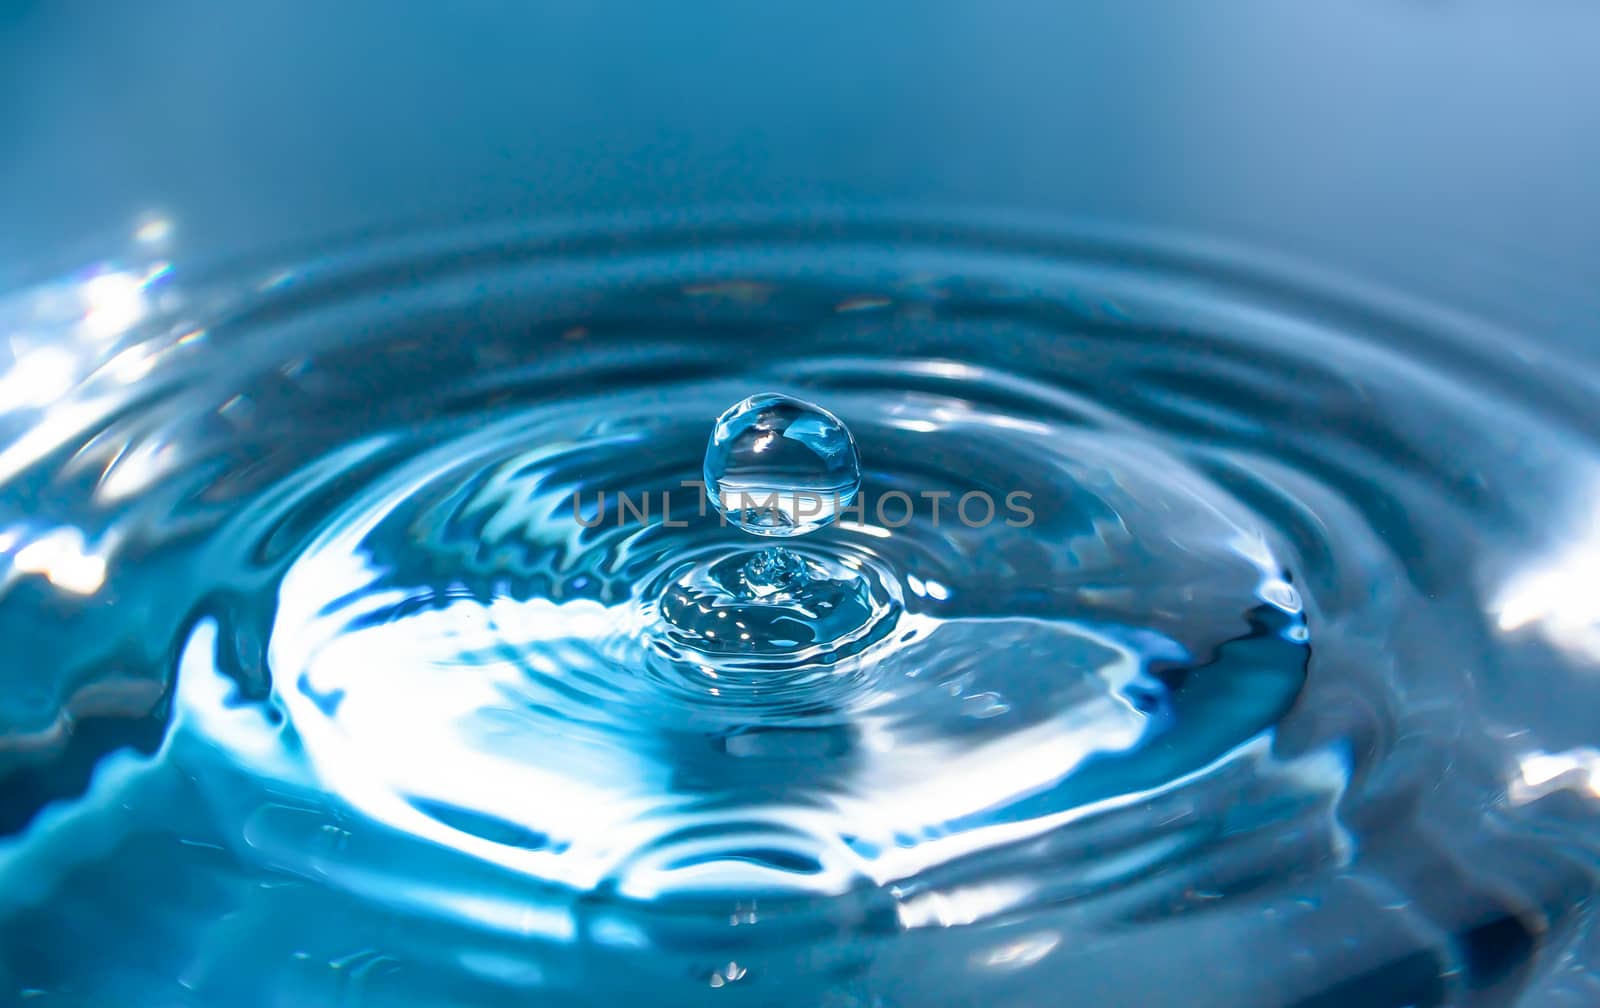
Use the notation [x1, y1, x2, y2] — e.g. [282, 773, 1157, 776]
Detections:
[1, 215, 1599, 1007]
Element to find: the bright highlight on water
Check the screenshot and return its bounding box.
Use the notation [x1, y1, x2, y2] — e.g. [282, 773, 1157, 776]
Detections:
[0, 217, 1594, 1007]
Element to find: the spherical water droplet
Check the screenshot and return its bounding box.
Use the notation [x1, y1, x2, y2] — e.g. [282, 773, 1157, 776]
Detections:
[703, 393, 861, 537]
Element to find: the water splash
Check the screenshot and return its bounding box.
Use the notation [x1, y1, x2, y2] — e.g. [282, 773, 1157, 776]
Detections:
[735, 545, 810, 598]
[691, 393, 872, 647]
[0, 215, 1596, 1006]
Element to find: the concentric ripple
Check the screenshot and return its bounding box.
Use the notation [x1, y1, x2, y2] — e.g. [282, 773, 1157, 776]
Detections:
[2, 214, 1599, 1006]
[263, 376, 1308, 898]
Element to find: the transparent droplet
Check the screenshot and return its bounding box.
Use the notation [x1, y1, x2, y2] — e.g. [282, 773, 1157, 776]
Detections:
[653, 393, 886, 671]
[703, 392, 861, 538]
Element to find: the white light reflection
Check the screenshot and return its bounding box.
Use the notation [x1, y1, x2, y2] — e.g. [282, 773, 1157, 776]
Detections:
[5, 526, 108, 595]
[1508, 748, 1600, 805]
[0, 256, 172, 411]
[707, 962, 746, 988]
[837, 521, 891, 539]
[1493, 488, 1600, 664]
[916, 360, 977, 382]
[895, 880, 1033, 929]
[979, 930, 1062, 970]
[0, 244, 193, 487]
[134, 217, 173, 245]
[97, 438, 181, 502]
[0, 345, 79, 408]
[99, 342, 159, 384]
[80, 269, 151, 340]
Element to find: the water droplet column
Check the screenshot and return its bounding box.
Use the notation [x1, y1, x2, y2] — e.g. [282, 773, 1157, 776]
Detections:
[702, 393, 861, 602]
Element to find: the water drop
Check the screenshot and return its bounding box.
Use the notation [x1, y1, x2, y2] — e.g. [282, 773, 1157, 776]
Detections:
[703, 392, 861, 537]
[652, 396, 890, 667]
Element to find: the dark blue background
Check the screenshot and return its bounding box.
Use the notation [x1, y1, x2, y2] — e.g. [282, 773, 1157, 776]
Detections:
[5, 2, 1598, 338]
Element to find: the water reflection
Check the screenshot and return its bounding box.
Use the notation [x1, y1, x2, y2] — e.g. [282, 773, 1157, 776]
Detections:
[5, 526, 107, 596]
[0, 215, 1596, 1006]
[1493, 481, 1600, 664]
[1510, 748, 1600, 805]
[79, 268, 158, 341]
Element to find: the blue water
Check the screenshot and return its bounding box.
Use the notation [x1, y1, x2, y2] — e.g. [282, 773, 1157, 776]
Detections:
[2, 215, 1599, 1006]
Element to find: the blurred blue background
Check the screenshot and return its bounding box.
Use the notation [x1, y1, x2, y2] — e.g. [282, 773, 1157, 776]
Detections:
[4, 1, 1599, 338]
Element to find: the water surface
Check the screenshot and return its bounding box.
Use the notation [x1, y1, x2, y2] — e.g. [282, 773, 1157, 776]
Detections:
[1, 214, 1598, 1006]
